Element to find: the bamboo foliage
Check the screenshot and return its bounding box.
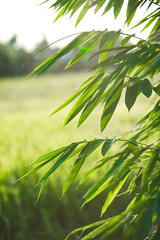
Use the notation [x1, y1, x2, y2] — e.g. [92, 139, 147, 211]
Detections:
[25, 0, 160, 239]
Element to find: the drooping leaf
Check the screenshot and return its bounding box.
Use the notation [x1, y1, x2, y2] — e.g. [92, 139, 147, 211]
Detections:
[82, 152, 131, 206]
[142, 149, 160, 186]
[78, 75, 109, 127]
[99, 30, 120, 63]
[101, 173, 130, 216]
[139, 78, 153, 98]
[66, 31, 103, 68]
[75, 1, 90, 26]
[101, 79, 124, 131]
[125, 77, 140, 111]
[120, 35, 132, 46]
[114, 0, 124, 19]
[102, 0, 114, 15]
[101, 137, 116, 156]
[39, 143, 80, 184]
[95, 0, 106, 13]
[64, 73, 104, 126]
[153, 84, 160, 96]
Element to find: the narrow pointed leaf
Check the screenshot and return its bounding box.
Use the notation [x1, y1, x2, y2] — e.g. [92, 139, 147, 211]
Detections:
[153, 84, 160, 96]
[75, 1, 90, 26]
[101, 80, 124, 131]
[39, 143, 79, 183]
[101, 137, 116, 156]
[66, 32, 103, 68]
[101, 173, 129, 216]
[121, 35, 132, 46]
[82, 153, 130, 206]
[64, 73, 104, 125]
[125, 77, 140, 111]
[63, 156, 86, 195]
[78, 76, 109, 127]
[114, 0, 124, 19]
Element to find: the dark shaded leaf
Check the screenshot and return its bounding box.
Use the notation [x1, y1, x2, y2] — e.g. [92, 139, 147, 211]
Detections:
[125, 77, 140, 111]
[101, 137, 116, 156]
[153, 84, 160, 96]
[140, 78, 153, 98]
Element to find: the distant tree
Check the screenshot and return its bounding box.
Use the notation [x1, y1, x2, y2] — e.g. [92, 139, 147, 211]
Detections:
[25, 1, 160, 239]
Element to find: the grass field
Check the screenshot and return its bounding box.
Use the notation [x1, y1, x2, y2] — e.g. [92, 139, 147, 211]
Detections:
[0, 73, 155, 240]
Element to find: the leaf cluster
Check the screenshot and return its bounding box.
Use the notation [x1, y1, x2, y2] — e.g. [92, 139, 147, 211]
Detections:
[26, 0, 160, 239]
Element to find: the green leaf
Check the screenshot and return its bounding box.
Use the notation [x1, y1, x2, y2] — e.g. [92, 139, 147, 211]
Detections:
[150, 17, 160, 35]
[82, 152, 130, 206]
[120, 35, 132, 46]
[50, 77, 94, 116]
[63, 139, 103, 195]
[124, 197, 158, 240]
[32, 146, 68, 164]
[35, 178, 48, 203]
[142, 150, 160, 186]
[39, 143, 80, 184]
[101, 79, 124, 131]
[114, 0, 124, 19]
[101, 173, 129, 216]
[66, 31, 103, 68]
[153, 84, 160, 96]
[65, 216, 119, 240]
[125, 77, 140, 111]
[95, 0, 106, 13]
[126, 0, 141, 26]
[99, 30, 120, 63]
[75, 1, 90, 26]
[101, 137, 116, 156]
[103, 0, 114, 15]
[78, 75, 109, 127]
[63, 156, 86, 195]
[139, 78, 153, 98]
[64, 73, 104, 126]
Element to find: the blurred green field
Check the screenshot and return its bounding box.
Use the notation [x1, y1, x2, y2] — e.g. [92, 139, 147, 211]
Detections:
[0, 73, 155, 240]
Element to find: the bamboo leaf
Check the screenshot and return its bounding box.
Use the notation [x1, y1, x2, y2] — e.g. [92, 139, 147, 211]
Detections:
[66, 32, 103, 68]
[39, 143, 80, 183]
[95, 0, 106, 13]
[142, 150, 160, 186]
[64, 73, 104, 126]
[125, 77, 140, 111]
[75, 1, 90, 26]
[32, 146, 69, 164]
[78, 75, 109, 127]
[101, 79, 124, 131]
[99, 30, 120, 63]
[63, 139, 103, 195]
[139, 78, 153, 98]
[82, 152, 130, 206]
[101, 137, 116, 156]
[50, 78, 94, 116]
[153, 84, 160, 96]
[114, 0, 124, 19]
[101, 173, 130, 216]
[120, 35, 132, 46]
[103, 0, 114, 15]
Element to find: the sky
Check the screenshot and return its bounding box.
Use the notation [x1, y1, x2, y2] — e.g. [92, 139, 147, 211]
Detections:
[0, 0, 155, 51]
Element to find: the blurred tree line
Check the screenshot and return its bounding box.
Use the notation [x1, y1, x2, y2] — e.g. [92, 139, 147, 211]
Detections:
[0, 34, 128, 77]
[0, 35, 97, 77]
